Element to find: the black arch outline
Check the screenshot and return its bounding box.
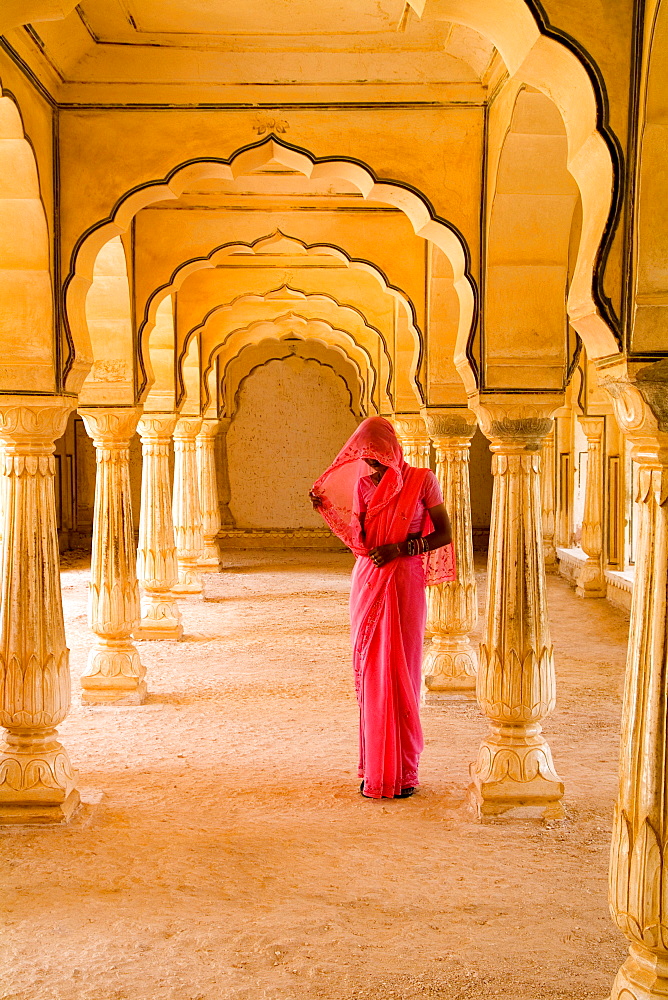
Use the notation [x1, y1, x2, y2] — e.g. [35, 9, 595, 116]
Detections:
[220, 337, 364, 420]
[175, 282, 391, 413]
[61, 134, 479, 398]
[139, 236, 409, 408]
[523, 0, 624, 344]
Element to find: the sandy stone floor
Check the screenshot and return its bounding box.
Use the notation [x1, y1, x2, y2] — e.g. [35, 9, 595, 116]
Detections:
[1, 551, 631, 1000]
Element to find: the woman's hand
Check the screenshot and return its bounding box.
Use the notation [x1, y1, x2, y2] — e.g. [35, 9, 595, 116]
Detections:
[368, 543, 400, 567]
[309, 490, 323, 510]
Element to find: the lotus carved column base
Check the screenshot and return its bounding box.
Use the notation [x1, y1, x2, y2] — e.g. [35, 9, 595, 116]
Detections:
[423, 634, 478, 700]
[136, 593, 183, 640]
[576, 557, 607, 598]
[0, 729, 80, 824]
[468, 723, 565, 821]
[611, 946, 668, 1000]
[81, 639, 147, 705]
[172, 561, 203, 596]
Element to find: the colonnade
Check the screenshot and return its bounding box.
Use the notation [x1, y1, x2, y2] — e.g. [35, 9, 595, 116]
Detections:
[0, 388, 667, 999]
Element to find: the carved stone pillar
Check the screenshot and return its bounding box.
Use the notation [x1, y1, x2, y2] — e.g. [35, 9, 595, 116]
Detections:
[541, 424, 558, 571]
[555, 411, 573, 548]
[604, 369, 668, 1000]
[576, 415, 607, 598]
[172, 416, 203, 595]
[197, 419, 221, 571]
[392, 414, 431, 468]
[392, 413, 435, 632]
[469, 399, 564, 820]
[136, 413, 183, 640]
[215, 418, 234, 529]
[78, 407, 146, 705]
[0, 398, 80, 823]
[422, 409, 478, 698]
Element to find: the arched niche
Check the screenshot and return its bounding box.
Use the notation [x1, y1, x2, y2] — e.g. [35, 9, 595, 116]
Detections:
[0, 95, 55, 393]
[78, 235, 134, 405]
[64, 139, 476, 398]
[226, 353, 359, 533]
[485, 88, 579, 390]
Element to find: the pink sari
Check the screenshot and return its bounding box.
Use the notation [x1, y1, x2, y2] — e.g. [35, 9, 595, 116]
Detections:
[312, 417, 455, 798]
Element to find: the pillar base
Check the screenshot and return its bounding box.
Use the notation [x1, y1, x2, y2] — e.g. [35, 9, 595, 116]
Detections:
[0, 732, 81, 825]
[576, 559, 607, 598]
[611, 946, 668, 1000]
[135, 621, 183, 640]
[198, 554, 221, 572]
[136, 594, 183, 640]
[173, 562, 203, 595]
[81, 640, 147, 705]
[198, 540, 221, 571]
[81, 683, 147, 706]
[423, 635, 478, 699]
[468, 732, 565, 821]
[544, 544, 558, 574]
[0, 789, 81, 825]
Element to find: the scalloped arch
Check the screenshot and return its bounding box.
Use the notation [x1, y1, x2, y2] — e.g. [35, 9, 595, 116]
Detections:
[137, 231, 422, 402]
[64, 137, 477, 397]
[221, 332, 367, 420]
[170, 285, 402, 413]
[407, 0, 621, 359]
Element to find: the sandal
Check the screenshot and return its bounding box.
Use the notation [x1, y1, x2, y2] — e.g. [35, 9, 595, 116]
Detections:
[395, 787, 416, 798]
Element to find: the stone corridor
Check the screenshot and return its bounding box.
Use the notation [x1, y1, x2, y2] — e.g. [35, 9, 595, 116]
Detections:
[1, 553, 630, 1000]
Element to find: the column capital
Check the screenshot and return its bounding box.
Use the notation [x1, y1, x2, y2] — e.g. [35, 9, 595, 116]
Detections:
[421, 407, 478, 443]
[137, 412, 177, 440]
[197, 418, 220, 440]
[577, 414, 606, 440]
[174, 415, 203, 440]
[0, 395, 74, 451]
[471, 394, 563, 451]
[391, 413, 428, 439]
[598, 363, 668, 466]
[78, 405, 142, 445]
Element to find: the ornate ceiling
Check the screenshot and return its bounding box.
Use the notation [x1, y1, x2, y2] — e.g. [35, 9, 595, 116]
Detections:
[7, 0, 500, 103]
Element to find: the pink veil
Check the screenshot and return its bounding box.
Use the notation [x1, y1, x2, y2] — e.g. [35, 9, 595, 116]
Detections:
[311, 416, 456, 584]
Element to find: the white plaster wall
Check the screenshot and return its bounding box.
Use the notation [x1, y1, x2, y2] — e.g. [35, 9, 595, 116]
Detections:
[227, 357, 358, 530]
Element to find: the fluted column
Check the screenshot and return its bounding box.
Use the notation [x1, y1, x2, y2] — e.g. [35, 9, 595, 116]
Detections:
[197, 419, 221, 571]
[605, 371, 668, 1000]
[541, 424, 558, 571]
[576, 415, 606, 598]
[136, 413, 183, 639]
[392, 414, 431, 467]
[469, 399, 564, 821]
[392, 413, 436, 634]
[172, 416, 203, 595]
[422, 409, 478, 699]
[0, 398, 80, 823]
[79, 407, 146, 706]
[216, 418, 234, 529]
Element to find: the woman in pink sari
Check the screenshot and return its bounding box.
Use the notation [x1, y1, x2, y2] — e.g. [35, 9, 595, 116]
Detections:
[310, 417, 454, 799]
